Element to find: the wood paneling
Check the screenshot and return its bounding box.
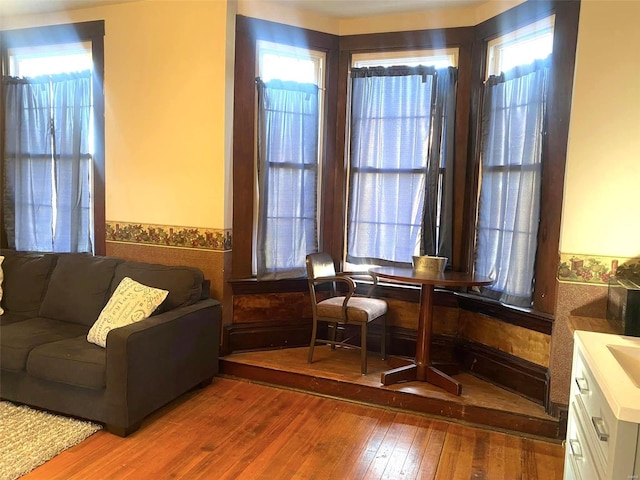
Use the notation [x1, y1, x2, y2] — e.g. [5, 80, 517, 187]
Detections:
[22, 377, 564, 480]
[459, 311, 551, 368]
[225, 290, 552, 404]
[232, 292, 312, 323]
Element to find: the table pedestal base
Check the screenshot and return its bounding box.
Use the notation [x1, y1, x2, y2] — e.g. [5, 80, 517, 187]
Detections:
[381, 363, 462, 396]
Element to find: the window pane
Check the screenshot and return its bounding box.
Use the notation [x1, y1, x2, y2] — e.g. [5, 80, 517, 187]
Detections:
[346, 67, 456, 268]
[486, 15, 554, 77]
[254, 41, 324, 279]
[474, 59, 550, 307]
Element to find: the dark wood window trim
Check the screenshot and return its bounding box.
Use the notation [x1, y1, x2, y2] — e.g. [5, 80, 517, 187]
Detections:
[0, 20, 106, 255]
[232, 16, 339, 279]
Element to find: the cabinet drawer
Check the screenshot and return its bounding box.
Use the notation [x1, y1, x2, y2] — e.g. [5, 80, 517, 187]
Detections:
[572, 351, 618, 467]
[566, 403, 602, 480]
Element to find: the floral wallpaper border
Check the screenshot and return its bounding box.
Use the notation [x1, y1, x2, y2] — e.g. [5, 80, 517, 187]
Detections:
[106, 221, 232, 252]
[558, 253, 640, 285]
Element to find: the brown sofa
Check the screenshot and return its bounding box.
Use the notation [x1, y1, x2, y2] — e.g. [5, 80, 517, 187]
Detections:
[0, 250, 221, 436]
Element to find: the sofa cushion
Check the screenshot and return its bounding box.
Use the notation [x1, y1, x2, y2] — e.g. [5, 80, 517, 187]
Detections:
[111, 261, 203, 314]
[1, 252, 57, 316]
[87, 277, 169, 348]
[0, 318, 88, 371]
[39, 253, 122, 326]
[27, 336, 106, 389]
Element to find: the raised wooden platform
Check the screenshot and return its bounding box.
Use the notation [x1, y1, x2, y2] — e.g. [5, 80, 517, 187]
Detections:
[220, 345, 561, 440]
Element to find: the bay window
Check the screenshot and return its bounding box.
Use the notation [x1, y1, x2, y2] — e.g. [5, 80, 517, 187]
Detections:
[233, 1, 579, 316]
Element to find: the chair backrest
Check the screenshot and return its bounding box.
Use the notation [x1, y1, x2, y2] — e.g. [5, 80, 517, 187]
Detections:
[306, 252, 336, 280]
[306, 253, 337, 301]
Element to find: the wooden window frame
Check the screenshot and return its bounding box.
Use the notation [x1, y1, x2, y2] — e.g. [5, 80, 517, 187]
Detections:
[467, 0, 580, 314]
[0, 20, 106, 255]
[232, 16, 339, 279]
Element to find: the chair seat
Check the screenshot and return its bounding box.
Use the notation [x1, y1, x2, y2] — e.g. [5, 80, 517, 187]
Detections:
[317, 296, 387, 323]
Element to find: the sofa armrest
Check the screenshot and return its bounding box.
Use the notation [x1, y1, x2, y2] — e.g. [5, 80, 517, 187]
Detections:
[104, 298, 221, 433]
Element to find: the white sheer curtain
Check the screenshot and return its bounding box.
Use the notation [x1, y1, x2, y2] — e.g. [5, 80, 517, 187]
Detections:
[3, 71, 92, 253]
[346, 66, 456, 267]
[256, 79, 319, 280]
[474, 57, 550, 307]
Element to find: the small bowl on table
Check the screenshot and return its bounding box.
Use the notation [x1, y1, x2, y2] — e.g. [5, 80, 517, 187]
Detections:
[412, 255, 448, 274]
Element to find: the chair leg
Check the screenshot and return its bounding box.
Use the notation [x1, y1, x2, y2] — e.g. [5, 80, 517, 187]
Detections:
[308, 319, 318, 364]
[330, 322, 337, 350]
[381, 315, 386, 361]
[361, 322, 367, 375]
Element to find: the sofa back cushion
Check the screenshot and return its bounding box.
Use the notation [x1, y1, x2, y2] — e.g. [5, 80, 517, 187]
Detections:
[1, 251, 57, 317]
[39, 254, 123, 326]
[111, 261, 204, 314]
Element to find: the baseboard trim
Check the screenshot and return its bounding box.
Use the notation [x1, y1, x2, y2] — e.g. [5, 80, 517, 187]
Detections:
[222, 320, 314, 356]
[456, 341, 549, 406]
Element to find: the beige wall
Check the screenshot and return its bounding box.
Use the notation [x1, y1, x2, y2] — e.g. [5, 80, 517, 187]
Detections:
[561, 0, 640, 259]
[2, 0, 235, 231]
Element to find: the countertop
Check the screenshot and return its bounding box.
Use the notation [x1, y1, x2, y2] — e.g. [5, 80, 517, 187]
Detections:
[575, 330, 640, 423]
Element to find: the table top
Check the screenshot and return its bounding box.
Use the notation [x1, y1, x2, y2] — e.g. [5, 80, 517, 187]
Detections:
[370, 266, 493, 288]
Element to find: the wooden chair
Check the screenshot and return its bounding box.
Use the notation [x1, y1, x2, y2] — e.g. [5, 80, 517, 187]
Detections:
[305, 252, 387, 375]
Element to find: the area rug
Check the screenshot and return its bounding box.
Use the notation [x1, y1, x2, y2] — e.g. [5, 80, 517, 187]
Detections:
[0, 401, 102, 480]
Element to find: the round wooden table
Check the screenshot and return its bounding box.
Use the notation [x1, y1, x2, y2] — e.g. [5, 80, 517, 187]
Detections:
[370, 266, 492, 396]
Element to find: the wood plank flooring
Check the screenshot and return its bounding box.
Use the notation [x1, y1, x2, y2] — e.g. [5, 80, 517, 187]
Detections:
[220, 345, 561, 439]
[22, 377, 565, 480]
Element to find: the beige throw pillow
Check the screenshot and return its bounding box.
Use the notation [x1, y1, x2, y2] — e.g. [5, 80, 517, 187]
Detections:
[0, 255, 4, 315]
[87, 276, 168, 348]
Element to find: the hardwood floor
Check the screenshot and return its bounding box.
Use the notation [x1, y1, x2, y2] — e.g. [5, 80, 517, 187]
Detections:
[23, 377, 565, 480]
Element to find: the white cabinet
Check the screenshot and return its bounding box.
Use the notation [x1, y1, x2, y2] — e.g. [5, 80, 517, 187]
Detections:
[564, 331, 640, 480]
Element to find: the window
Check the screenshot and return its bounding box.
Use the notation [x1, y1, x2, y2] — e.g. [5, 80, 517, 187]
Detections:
[254, 41, 325, 279]
[344, 51, 457, 270]
[1, 21, 105, 255]
[4, 44, 93, 253]
[473, 17, 555, 307]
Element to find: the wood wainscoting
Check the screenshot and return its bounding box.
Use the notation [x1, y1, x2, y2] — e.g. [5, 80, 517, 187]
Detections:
[226, 280, 554, 410]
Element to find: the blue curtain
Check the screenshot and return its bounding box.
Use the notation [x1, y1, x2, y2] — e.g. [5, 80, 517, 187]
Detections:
[3, 71, 92, 253]
[474, 57, 551, 307]
[256, 79, 319, 280]
[346, 66, 456, 266]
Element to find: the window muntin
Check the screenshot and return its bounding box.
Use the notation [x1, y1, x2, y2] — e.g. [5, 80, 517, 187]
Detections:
[254, 41, 325, 279]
